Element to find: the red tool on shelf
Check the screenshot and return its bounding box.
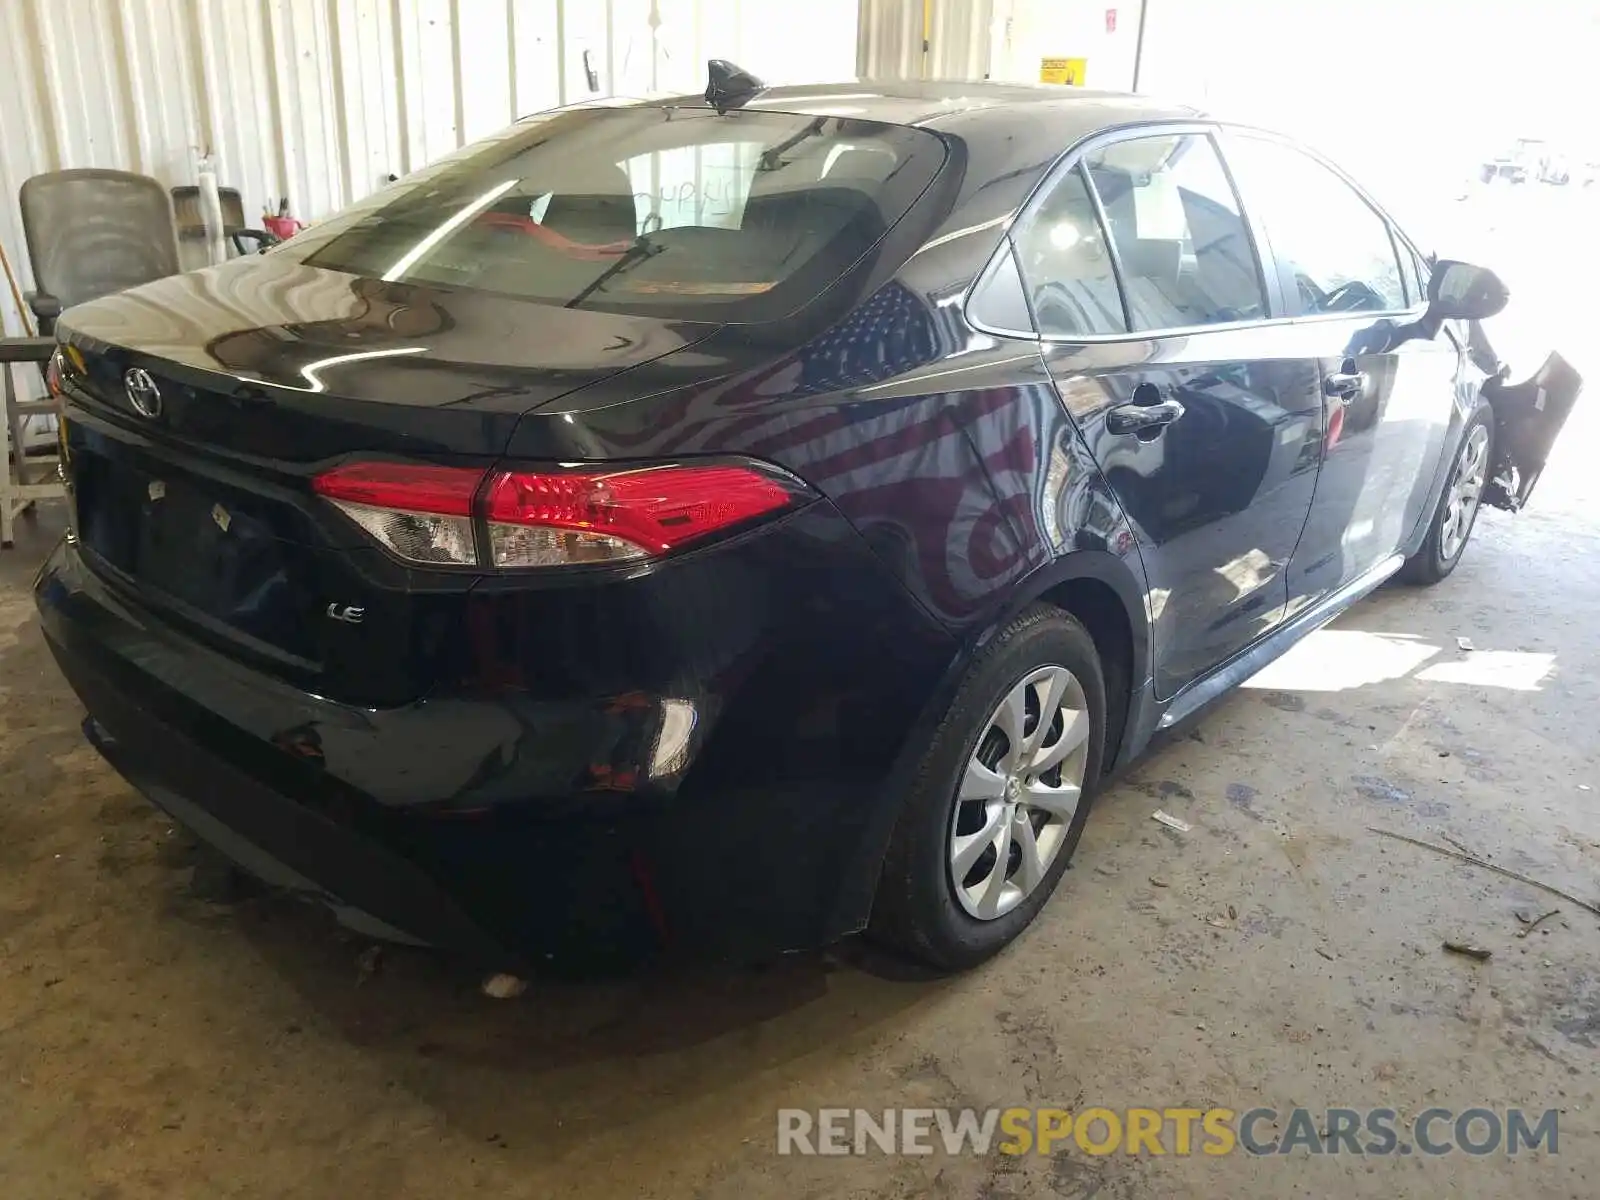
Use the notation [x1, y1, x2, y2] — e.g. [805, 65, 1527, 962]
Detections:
[262, 196, 303, 241]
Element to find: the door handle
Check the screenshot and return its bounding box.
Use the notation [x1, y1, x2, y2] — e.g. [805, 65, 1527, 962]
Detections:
[1323, 370, 1365, 401]
[1107, 396, 1186, 436]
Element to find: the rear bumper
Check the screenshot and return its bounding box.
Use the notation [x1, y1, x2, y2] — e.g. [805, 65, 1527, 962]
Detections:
[42, 567, 573, 969]
[78, 708, 501, 956]
[35, 518, 952, 967]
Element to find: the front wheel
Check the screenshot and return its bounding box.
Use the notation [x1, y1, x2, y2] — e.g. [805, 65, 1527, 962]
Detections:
[869, 605, 1106, 972]
[1400, 405, 1494, 586]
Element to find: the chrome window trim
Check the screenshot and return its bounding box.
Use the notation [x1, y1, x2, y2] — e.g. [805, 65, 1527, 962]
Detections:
[972, 308, 1429, 348]
[964, 118, 1431, 345]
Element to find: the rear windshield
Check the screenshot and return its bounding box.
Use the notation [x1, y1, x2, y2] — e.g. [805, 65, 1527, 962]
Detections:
[301, 107, 945, 321]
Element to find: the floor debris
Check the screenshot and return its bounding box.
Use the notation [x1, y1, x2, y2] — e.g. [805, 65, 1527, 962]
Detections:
[1368, 827, 1600, 918]
[1456, 636, 1476, 652]
[354, 945, 382, 986]
[1148, 876, 1169, 888]
[1515, 909, 1561, 938]
[1314, 947, 1336, 961]
[1443, 941, 1492, 962]
[1151, 810, 1192, 833]
[482, 973, 529, 1000]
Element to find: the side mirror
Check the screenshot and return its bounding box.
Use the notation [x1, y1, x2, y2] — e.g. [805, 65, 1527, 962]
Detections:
[1427, 259, 1509, 321]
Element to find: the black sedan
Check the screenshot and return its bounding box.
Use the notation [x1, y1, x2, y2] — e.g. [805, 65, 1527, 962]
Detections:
[35, 71, 1578, 973]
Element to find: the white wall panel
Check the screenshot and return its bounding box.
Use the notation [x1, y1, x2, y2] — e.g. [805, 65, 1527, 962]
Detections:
[988, 0, 1140, 91]
[857, 0, 995, 82]
[0, 0, 861, 351]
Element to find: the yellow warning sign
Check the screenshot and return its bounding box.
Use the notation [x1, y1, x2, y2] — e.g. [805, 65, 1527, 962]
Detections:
[1040, 57, 1088, 86]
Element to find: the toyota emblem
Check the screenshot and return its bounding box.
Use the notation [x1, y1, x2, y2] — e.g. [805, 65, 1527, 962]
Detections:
[124, 367, 162, 418]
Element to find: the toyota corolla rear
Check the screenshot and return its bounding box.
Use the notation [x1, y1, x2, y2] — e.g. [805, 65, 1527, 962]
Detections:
[33, 100, 959, 969]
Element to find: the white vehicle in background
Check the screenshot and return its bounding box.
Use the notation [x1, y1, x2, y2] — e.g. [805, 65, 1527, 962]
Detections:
[1478, 138, 1562, 186]
[1535, 148, 1571, 185]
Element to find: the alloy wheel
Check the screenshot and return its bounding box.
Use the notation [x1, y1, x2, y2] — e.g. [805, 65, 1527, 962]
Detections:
[1440, 423, 1490, 562]
[948, 665, 1091, 920]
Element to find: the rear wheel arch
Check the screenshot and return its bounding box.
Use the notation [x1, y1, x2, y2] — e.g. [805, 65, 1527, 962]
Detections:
[982, 551, 1148, 772]
[1036, 575, 1135, 776]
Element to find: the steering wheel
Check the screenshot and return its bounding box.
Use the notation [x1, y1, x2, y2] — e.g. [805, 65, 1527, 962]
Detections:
[1320, 280, 1384, 313]
[1293, 273, 1328, 312]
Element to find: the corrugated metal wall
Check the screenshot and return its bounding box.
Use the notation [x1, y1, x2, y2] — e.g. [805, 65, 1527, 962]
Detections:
[856, 1, 1144, 93]
[856, 0, 996, 82]
[0, 0, 860, 345]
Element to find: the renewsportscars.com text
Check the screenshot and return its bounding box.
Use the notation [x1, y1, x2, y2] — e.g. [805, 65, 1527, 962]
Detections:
[776, 1106, 1559, 1157]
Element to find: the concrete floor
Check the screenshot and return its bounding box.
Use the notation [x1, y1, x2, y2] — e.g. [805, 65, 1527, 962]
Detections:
[2, 192, 1597, 1198]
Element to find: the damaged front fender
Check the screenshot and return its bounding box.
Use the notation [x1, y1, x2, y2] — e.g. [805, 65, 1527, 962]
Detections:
[1481, 351, 1583, 511]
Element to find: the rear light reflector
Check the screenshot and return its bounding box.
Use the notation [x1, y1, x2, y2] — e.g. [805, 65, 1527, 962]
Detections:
[313, 462, 483, 566]
[311, 460, 806, 569]
[331, 502, 480, 566]
[483, 465, 798, 567]
[487, 523, 647, 569]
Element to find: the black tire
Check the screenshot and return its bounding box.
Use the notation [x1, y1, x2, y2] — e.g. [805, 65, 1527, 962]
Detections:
[1399, 403, 1494, 586]
[869, 604, 1106, 972]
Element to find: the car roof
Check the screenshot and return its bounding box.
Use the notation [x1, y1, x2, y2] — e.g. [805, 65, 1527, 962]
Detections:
[640, 79, 1201, 140]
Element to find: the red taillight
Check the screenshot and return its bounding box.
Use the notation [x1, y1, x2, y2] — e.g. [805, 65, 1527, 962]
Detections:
[311, 460, 805, 569]
[483, 465, 798, 567]
[312, 461, 483, 515]
[46, 346, 89, 397]
[45, 350, 65, 397]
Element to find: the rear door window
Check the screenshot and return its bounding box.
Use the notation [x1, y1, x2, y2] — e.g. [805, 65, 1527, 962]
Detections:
[1083, 133, 1267, 332]
[1222, 135, 1407, 315]
[1010, 164, 1128, 337]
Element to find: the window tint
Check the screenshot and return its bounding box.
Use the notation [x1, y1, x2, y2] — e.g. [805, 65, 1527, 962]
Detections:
[967, 241, 1035, 334]
[1224, 136, 1406, 314]
[1011, 164, 1127, 337]
[301, 109, 944, 321]
[1084, 134, 1266, 332]
[621, 143, 762, 233]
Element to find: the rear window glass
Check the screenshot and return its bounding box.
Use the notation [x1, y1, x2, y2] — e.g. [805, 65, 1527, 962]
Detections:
[300, 108, 945, 321]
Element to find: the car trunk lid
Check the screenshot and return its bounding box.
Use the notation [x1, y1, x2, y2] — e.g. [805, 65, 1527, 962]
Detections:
[56, 261, 720, 707]
[60, 255, 716, 461]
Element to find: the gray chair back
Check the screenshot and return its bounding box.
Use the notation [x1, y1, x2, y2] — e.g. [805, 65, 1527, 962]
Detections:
[171, 184, 249, 237]
[19, 168, 180, 309]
